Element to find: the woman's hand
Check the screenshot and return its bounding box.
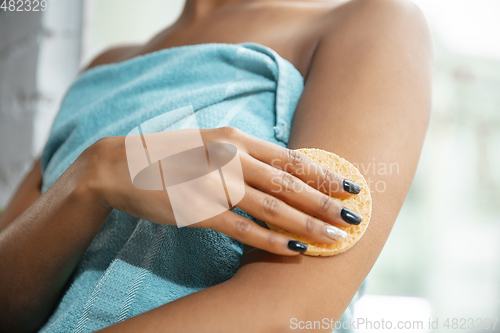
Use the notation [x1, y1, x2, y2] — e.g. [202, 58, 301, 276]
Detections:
[83, 126, 363, 255]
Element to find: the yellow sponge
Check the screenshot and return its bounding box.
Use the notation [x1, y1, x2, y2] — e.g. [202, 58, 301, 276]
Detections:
[266, 148, 372, 256]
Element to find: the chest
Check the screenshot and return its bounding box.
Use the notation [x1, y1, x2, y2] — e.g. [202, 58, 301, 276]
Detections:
[136, 5, 336, 77]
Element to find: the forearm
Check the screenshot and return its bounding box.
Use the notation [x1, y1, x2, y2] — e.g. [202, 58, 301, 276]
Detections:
[0, 160, 42, 231]
[98, 271, 293, 333]
[0, 154, 112, 332]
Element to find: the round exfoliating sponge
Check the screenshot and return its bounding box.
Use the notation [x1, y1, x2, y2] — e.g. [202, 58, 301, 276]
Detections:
[266, 148, 372, 256]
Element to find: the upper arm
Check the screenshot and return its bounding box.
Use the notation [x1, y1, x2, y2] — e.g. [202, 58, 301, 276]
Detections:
[0, 159, 43, 231]
[235, 0, 432, 327]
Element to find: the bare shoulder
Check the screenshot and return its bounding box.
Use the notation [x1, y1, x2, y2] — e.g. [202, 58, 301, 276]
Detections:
[325, 0, 429, 23]
[319, 0, 431, 42]
[84, 44, 142, 71]
[294, 0, 431, 81]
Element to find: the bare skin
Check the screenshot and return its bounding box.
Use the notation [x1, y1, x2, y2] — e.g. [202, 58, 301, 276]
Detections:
[0, 0, 432, 332]
[86, 0, 346, 77]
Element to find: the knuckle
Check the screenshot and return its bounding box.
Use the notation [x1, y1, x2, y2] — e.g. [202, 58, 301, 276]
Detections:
[280, 172, 296, 191]
[285, 148, 304, 166]
[262, 196, 281, 218]
[321, 168, 341, 192]
[217, 126, 241, 138]
[234, 219, 252, 239]
[319, 195, 334, 213]
[322, 167, 334, 183]
[267, 233, 279, 249]
[304, 216, 316, 234]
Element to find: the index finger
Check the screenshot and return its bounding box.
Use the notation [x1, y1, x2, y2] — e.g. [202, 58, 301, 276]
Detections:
[244, 137, 361, 198]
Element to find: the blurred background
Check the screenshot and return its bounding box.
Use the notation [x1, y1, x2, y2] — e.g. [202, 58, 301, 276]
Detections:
[0, 1, 499, 332]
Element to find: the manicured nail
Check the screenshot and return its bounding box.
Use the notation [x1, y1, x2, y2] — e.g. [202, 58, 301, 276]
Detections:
[325, 225, 347, 241]
[288, 240, 308, 253]
[343, 180, 361, 194]
[341, 208, 363, 225]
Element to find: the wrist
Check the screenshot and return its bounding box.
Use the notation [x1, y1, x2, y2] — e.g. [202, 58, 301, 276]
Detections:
[72, 140, 114, 215]
[71, 171, 113, 222]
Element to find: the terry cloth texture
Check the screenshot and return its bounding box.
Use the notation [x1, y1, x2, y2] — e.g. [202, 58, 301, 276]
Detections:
[39, 42, 363, 333]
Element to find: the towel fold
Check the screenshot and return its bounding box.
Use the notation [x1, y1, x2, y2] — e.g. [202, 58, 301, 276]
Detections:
[39, 42, 361, 333]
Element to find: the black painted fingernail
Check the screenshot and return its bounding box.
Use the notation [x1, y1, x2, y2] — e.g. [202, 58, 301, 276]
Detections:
[288, 240, 308, 253]
[343, 180, 361, 194]
[341, 208, 363, 225]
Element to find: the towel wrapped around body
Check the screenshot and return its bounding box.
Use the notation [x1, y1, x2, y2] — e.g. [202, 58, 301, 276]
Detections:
[39, 42, 363, 333]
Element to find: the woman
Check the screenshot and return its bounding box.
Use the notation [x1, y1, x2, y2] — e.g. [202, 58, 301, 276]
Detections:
[0, 0, 432, 332]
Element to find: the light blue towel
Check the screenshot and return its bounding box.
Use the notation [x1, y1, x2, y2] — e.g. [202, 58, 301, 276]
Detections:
[40, 42, 363, 332]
